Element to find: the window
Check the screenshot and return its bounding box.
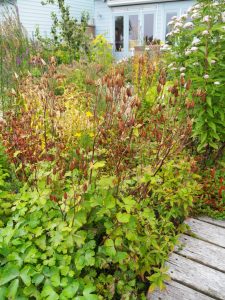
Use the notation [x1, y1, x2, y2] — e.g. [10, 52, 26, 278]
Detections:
[129, 15, 139, 50]
[115, 16, 124, 52]
[144, 14, 154, 44]
[165, 12, 177, 38]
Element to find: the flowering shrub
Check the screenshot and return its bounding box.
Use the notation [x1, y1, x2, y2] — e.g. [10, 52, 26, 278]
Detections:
[166, 0, 225, 153]
[132, 54, 160, 101]
[0, 56, 201, 298]
[90, 35, 113, 69]
[0, 58, 94, 181]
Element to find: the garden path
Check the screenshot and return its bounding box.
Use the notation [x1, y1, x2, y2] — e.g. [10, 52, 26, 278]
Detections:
[149, 217, 225, 300]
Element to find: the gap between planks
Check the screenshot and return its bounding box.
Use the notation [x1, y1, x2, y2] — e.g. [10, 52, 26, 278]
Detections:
[167, 253, 225, 300]
[150, 218, 225, 300]
[148, 280, 216, 300]
[174, 234, 225, 273]
[185, 218, 225, 248]
[197, 216, 225, 229]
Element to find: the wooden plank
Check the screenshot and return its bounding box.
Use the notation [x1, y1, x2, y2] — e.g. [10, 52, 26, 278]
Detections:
[197, 217, 225, 229]
[185, 218, 225, 248]
[149, 280, 215, 300]
[167, 253, 225, 300]
[175, 235, 225, 272]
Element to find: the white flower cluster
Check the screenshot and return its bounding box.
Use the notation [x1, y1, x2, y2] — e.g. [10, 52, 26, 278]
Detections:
[192, 37, 201, 45]
[185, 45, 198, 56]
[212, 1, 219, 7]
[203, 15, 210, 23]
[202, 30, 210, 36]
[183, 22, 194, 29]
[116, 57, 129, 65]
[160, 44, 171, 51]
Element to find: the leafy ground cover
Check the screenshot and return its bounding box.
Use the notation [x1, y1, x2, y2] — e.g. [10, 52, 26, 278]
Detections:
[0, 0, 224, 299]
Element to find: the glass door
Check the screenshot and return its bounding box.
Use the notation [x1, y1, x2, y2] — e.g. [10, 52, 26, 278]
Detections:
[115, 16, 124, 52]
[129, 14, 139, 52]
[113, 13, 140, 59]
[143, 13, 155, 45]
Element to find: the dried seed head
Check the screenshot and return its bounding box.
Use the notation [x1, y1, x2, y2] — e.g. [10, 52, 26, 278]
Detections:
[186, 79, 192, 90]
[180, 76, 185, 86]
[157, 84, 162, 94]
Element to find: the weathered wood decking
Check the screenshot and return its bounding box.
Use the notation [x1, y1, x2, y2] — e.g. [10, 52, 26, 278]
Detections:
[149, 217, 225, 300]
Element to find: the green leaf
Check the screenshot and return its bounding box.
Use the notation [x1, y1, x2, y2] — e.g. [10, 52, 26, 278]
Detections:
[85, 250, 95, 266]
[23, 284, 41, 298]
[209, 141, 219, 149]
[104, 239, 116, 257]
[74, 255, 85, 271]
[83, 284, 98, 300]
[20, 266, 31, 286]
[0, 264, 20, 285]
[61, 282, 79, 298]
[104, 194, 116, 209]
[35, 235, 46, 250]
[91, 161, 105, 170]
[206, 97, 212, 107]
[51, 272, 60, 287]
[7, 279, 19, 299]
[41, 284, 59, 300]
[0, 287, 7, 300]
[200, 132, 208, 145]
[32, 274, 45, 286]
[74, 231, 87, 247]
[208, 121, 216, 133]
[116, 212, 130, 223]
[13, 150, 22, 158]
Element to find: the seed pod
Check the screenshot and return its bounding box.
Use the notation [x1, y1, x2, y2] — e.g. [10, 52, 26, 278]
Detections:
[180, 76, 185, 86]
[53, 167, 57, 175]
[186, 79, 192, 90]
[126, 88, 132, 97]
[69, 160, 75, 171]
[159, 76, 166, 86]
[157, 84, 162, 94]
[196, 88, 202, 97]
[119, 120, 125, 132]
[83, 183, 88, 192]
[201, 92, 207, 102]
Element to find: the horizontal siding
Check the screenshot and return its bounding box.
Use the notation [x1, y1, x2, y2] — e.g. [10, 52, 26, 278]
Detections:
[95, 0, 112, 41]
[16, 0, 94, 37]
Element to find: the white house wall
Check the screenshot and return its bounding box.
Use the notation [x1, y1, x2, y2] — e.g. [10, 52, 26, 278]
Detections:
[0, 3, 16, 23]
[95, 0, 112, 42]
[95, 0, 194, 58]
[16, 0, 94, 37]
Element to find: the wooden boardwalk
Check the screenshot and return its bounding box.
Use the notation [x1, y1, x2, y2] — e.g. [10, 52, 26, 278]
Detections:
[149, 217, 225, 300]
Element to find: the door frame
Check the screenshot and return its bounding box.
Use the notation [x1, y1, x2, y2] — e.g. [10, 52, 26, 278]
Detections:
[112, 8, 157, 59]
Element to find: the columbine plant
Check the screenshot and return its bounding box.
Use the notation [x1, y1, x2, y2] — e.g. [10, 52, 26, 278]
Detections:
[166, 0, 225, 155]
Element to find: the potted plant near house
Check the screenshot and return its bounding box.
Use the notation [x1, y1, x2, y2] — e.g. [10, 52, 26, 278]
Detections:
[134, 37, 161, 55]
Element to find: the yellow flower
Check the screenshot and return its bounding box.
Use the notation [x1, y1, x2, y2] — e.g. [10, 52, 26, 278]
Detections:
[75, 133, 81, 137]
[86, 111, 93, 118]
